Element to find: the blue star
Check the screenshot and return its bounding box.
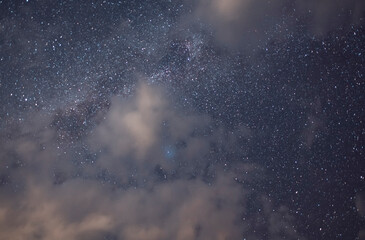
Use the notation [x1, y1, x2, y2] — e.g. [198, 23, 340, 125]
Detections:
[164, 145, 176, 159]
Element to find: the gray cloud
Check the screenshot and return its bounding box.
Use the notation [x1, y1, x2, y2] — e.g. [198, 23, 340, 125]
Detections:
[0, 175, 243, 240]
[190, 0, 365, 48]
[295, 0, 365, 34]
[0, 83, 304, 240]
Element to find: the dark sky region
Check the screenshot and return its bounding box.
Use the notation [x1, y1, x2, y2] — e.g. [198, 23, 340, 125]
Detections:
[0, 0, 364, 239]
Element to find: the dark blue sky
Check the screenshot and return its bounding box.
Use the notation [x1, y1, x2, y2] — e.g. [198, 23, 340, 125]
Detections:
[0, 1, 364, 239]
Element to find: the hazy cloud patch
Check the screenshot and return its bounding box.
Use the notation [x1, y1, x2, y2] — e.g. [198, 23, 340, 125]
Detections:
[191, 0, 365, 48]
[0, 83, 304, 240]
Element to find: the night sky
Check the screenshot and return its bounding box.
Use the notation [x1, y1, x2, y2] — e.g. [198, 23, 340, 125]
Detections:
[0, 1, 364, 240]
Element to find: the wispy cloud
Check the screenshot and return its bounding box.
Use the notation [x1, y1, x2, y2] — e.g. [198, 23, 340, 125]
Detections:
[0, 83, 304, 239]
[191, 0, 365, 48]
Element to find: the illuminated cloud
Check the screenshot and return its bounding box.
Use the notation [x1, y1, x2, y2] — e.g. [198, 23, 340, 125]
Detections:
[192, 0, 365, 47]
[0, 84, 304, 239]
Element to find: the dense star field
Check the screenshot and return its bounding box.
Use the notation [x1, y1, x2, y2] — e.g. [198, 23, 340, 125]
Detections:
[0, 1, 364, 239]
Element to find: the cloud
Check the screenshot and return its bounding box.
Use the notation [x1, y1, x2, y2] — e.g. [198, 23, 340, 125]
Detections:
[191, 0, 365, 48]
[88, 83, 213, 182]
[192, 0, 283, 48]
[0, 83, 304, 239]
[296, 0, 365, 34]
[0, 174, 243, 240]
[90, 84, 168, 160]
